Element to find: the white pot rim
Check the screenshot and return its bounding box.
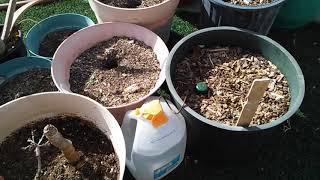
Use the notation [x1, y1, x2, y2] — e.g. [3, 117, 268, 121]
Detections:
[91, 0, 172, 11]
[51, 22, 168, 111]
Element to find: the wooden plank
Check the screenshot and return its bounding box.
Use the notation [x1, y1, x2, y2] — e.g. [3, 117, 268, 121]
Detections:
[236, 78, 271, 127]
[0, 0, 31, 11]
[1, 0, 16, 41]
[0, 0, 53, 11]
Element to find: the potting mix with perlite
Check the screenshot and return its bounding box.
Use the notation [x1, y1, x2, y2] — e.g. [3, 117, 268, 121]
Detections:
[39, 29, 78, 57]
[69, 36, 160, 107]
[98, 0, 165, 8]
[0, 115, 120, 179]
[224, 0, 272, 5]
[122, 97, 186, 180]
[175, 46, 291, 126]
[0, 69, 57, 106]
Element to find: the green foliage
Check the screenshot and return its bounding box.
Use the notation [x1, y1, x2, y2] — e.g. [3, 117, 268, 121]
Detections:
[171, 15, 197, 37]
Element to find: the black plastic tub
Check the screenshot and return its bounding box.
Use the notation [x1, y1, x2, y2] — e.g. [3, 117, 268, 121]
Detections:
[165, 26, 304, 161]
[0, 25, 27, 64]
[200, 0, 286, 35]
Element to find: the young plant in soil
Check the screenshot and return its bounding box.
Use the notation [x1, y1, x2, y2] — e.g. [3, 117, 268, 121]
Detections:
[98, 0, 164, 8]
[175, 46, 291, 126]
[223, 0, 272, 5]
[0, 68, 57, 106]
[0, 115, 120, 179]
[39, 29, 78, 57]
[70, 36, 160, 107]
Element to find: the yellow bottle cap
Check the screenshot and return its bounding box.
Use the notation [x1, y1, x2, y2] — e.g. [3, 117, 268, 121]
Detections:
[134, 99, 168, 128]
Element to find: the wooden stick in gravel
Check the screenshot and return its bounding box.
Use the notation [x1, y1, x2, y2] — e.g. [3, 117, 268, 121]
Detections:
[236, 78, 271, 126]
[43, 124, 80, 163]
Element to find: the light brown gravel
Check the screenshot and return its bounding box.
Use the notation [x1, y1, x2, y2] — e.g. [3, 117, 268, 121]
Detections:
[70, 36, 160, 107]
[175, 46, 290, 126]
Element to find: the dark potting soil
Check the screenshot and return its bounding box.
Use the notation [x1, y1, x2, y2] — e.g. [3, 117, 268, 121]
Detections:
[175, 46, 290, 126]
[0, 68, 57, 106]
[39, 29, 78, 57]
[98, 0, 165, 8]
[0, 115, 120, 179]
[223, 0, 272, 5]
[70, 36, 160, 107]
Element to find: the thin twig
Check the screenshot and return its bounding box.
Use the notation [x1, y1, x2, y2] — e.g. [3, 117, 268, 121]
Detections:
[283, 120, 292, 133]
[22, 130, 50, 180]
[34, 146, 41, 180]
[161, 95, 187, 114]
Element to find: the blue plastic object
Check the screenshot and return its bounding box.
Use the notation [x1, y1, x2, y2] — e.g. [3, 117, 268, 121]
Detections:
[0, 56, 51, 85]
[25, 13, 95, 59]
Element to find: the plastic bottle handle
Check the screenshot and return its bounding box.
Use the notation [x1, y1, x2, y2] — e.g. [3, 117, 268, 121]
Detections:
[122, 111, 145, 162]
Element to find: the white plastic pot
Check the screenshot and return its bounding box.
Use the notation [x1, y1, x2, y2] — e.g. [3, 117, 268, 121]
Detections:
[88, 0, 180, 42]
[51, 22, 169, 123]
[0, 92, 126, 180]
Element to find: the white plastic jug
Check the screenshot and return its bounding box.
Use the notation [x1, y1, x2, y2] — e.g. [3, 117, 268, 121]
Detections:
[121, 96, 187, 180]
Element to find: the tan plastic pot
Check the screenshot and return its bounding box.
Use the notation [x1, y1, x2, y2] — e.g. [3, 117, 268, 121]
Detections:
[88, 0, 180, 42]
[51, 22, 169, 124]
[0, 92, 126, 179]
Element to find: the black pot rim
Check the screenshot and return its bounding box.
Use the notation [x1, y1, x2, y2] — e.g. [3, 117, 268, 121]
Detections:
[165, 26, 305, 132]
[209, 0, 286, 10]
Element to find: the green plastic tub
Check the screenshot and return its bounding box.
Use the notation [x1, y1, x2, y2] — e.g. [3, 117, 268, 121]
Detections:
[25, 13, 95, 59]
[273, 0, 320, 28]
[165, 26, 305, 160]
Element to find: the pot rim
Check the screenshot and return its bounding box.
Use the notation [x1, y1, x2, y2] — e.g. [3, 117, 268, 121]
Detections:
[0, 91, 126, 179]
[165, 26, 305, 132]
[25, 13, 95, 59]
[208, 0, 286, 10]
[51, 22, 169, 110]
[0, 56, 51, 87]
[91, 0, 174, 11]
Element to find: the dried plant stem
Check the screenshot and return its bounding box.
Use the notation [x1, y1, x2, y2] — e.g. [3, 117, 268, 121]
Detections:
[22, 130, 49, 180]
[43, 124, 80, 163]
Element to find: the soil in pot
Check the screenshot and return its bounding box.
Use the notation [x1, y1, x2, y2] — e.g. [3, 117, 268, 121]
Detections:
[175, 46, 290, 126]
[39, 29, 78, 57]
[98, 0, 165, 8]
[223, 0, 272, 5]
[0, 69, 57, 106]
[0, 115, 120, 179]
[69, 36, 160, 107]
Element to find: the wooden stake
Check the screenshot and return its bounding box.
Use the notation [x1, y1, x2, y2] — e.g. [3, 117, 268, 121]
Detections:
[236, 78, 271, 127]
[1, 0, 16, 41]
[0, 0, 53, 11]
[0, 0, 31, 10]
